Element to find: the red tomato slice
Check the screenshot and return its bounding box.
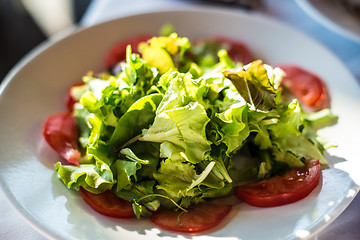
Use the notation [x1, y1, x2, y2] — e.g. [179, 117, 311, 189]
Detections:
[278, 65, 330, 111]
[105, 35, 150, 69]
[151, 202, 232, 233]
[233, 159, 321, 208]
[65, 82, 84, 112]
[80, 188, 135, 218]
[195, 36, 252, 65]
[43, 112, 81, 165]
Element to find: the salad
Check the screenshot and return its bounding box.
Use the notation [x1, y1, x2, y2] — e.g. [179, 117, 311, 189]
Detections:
[43, 30, 337, 233]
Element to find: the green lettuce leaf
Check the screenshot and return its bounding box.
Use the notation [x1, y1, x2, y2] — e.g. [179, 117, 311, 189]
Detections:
[273, 134, 326, 166]
[223, 60, 276, 111]
[108, 93, 163, 152]
[140, 102, 211, 164]
[112, 159, 141, 191]
[216, 102, 250, 155]
[139, 71, 212, 164]
[115, 180, 158, 218]
[153, 158, 197, 202]
[55, 161, 115, 194]
[153, 159, 230, 208]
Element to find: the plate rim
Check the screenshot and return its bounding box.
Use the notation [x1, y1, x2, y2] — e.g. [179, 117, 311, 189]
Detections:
[295, 0, 360, 44]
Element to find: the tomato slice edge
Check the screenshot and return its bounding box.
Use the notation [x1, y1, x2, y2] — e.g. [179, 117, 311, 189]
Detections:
[151, 202, 232, 233]
[80, 188, 135, 218]
[234, 159, 321, 207]
[43, 112, 81, 165]
[278, 64, 330, 111]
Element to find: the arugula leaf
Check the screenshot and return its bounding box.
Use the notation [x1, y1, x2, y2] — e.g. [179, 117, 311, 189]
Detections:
[120, 148, 150, 165]
[116, 180, 156, 202]
[116, 180, 158, 218]
[113, 147, 159, 192]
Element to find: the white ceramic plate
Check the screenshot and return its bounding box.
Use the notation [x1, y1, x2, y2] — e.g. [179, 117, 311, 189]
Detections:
[1, 6, 360, 240]
[296, 0, 360, 43]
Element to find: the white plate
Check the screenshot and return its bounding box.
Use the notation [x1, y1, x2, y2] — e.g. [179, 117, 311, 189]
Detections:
[296, 0, 360, 43]
[1, 6, 360, 240]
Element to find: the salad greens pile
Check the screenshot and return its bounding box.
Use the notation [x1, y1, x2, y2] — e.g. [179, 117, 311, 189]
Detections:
[55, 32, 336, 218]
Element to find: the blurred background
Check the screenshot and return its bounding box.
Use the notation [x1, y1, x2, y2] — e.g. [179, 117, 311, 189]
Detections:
[0, 0, 91, 82]
[1, 0, 359, 84]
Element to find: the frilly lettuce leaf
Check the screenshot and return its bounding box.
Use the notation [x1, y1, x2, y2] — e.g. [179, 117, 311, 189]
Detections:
[112, 159, 141, 191]
[55, 161, 115, 194]
[216, 102, 250, 155]
[273, 134, 326, 167]
[108, 93, 163, 152]
[153, 159, 197, 200]
[140, 102, 211, 164]
[153, 158, 231, 208]
[155, 71, 198, 113]
[268, 100, 327, 167]
[269, 100, 303, 138]
[223, 60, 277, 111]
[139, 71, 211, 164]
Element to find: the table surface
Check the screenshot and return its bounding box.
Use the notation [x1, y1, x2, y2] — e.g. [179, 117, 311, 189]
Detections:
[1, 0, 359, 239]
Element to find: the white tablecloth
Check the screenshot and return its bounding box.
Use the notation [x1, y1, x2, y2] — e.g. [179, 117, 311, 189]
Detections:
[1, 0, 360, 239]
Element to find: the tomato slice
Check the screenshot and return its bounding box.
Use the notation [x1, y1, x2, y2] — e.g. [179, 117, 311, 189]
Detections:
[233, 159, 321, 208]
[65, 82, 84, 112]
[105, 35, 150, 69]
[195, 36, 252, 65]
[43, 112, 81, 165]
[278, 65, 330, 111]
[80, 188, 135, 218]
[151, 202, 232, 233]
